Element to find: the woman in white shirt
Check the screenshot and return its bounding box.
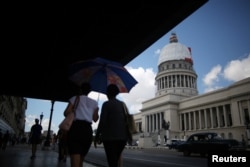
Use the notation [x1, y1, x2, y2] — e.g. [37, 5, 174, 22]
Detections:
[64, 82, 99, 167]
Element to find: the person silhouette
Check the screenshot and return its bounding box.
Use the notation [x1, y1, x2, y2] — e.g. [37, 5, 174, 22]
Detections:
[64, 82, 99, 167]
[2, 130, 10, 150]
[29, 118, 42, 159]
[95, 84, 132, 167]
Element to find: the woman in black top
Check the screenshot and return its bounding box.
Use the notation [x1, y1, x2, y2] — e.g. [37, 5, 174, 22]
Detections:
[95, 84, 131, 167]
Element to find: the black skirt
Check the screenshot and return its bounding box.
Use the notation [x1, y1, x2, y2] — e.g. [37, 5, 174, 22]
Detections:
[67, 120, 93, 155]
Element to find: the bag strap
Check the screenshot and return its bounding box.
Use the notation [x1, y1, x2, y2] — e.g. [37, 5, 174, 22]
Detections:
[122, 102, 129, 116]
[73, 96, 80, 113]
[122, 102, 131, 125]
[122, 102, 133, 142]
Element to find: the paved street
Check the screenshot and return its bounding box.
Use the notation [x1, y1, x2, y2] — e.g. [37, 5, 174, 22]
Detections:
[0, 143, 99, 167]
[1, 143, 249, 167]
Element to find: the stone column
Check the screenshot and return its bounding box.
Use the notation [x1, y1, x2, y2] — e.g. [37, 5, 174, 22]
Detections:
[152, 114, 154, 132]
[180, 75, 183, 87]
[183, 75, 186, 87]
[199, 110, 202, 129]
[159, 112, 162, 131]
[184, 114, 187, 131]
[179, 113, 182, 131]
[193, 111, 197, 130]
[146, 115, 148, 132]
[216, 107, 220, 127]
[188, 112, 191, 130]
[204, 109, 207, 129]
[149, 115, 152, 132]
[223, 105, 227, 127]
[171, 75, 173, 88]
[210, 108, 214, 128]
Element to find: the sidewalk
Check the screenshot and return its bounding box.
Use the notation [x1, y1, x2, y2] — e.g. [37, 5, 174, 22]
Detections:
[0, 143, 99, 167]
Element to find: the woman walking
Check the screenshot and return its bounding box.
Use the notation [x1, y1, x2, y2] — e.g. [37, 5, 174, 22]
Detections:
[64, 82, 99, 167]
[95, 84, 132, 167]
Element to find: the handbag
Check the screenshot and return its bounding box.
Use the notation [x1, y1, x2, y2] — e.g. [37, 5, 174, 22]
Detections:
[123, 102, 137, 135]
[59, 96, 80, 131]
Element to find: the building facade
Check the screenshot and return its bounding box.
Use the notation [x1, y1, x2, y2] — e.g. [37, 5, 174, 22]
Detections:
[133, 33, 250, 148]
[0, 95, 27, 138]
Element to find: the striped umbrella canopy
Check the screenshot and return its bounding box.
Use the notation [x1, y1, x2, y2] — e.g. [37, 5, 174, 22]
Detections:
[69, 57, 138, 94]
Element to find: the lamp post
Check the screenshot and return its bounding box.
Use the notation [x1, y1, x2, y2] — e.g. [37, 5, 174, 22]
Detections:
[40, 112, 44, 125]
[44, 100, 55, 147]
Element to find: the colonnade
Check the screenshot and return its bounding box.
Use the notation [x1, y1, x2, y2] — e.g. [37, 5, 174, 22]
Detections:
[145, 112, 164, 132]
[180, 104, 232, 131]
[157, 74, 197, 90]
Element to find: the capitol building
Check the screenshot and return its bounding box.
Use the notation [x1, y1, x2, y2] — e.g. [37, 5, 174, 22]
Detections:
[133, 33, 250, 148]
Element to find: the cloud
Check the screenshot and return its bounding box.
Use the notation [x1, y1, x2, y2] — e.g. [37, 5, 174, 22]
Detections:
[223, 54, 250, 82]
[120, 66, 156, 114]
[155, 49, 161, 55]
[25, 114, 37, 131]
[202, 54, 250, 93]
[204, 86, 223, 93]
[203, 65, 222, 87]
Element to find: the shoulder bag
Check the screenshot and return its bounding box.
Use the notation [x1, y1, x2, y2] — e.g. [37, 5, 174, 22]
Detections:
[123, 102, 137, 135]
[59, 96, 80, 132]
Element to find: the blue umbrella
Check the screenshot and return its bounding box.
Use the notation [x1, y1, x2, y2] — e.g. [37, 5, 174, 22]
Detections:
[69, 57, 138, 94]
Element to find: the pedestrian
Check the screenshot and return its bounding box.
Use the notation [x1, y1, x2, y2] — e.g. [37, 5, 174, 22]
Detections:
[64, 82, 99, 167]
[57, 128, 68, 162]
[52, 133, 57, 150]
[29, 118, 42, 159]
[2, 130, 10, 150]
[95, 84, 132, 167]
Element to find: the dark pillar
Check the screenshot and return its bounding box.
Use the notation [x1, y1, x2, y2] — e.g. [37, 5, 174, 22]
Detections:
[44, 100, 55, 147]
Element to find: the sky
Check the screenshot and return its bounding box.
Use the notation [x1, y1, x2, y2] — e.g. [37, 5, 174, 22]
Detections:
[24, 0, 250, 134]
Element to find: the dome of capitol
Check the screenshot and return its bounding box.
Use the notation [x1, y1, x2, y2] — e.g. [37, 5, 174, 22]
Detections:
[158, 33, 192, 65]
